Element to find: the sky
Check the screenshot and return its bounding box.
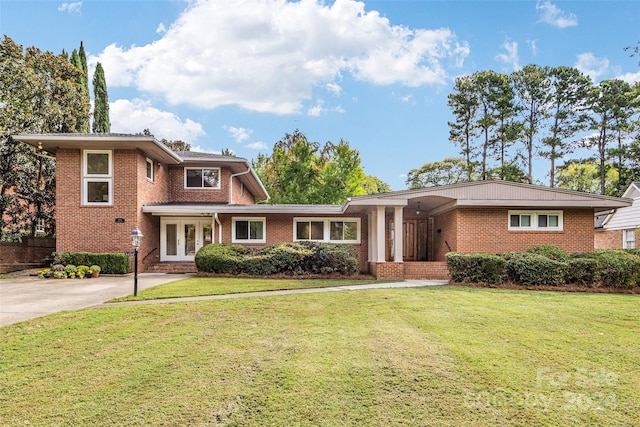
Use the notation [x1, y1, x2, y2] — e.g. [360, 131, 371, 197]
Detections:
[1, 0, 639, 190]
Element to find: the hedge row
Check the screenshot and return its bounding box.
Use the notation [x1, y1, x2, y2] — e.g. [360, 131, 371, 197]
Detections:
[195, 242, 360, 276]
[52, 252, 130, 274]
[446, 246, 640, 288]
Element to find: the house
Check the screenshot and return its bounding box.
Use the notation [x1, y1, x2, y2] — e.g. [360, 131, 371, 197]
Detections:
[595, 182, 640, 249]
[14, 134, 632, 280]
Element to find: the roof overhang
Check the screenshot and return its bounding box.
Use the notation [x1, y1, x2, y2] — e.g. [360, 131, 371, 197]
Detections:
[13, 133, 183, 165]
[142, 203, 345, 216]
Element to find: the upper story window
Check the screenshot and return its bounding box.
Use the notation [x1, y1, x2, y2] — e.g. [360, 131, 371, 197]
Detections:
[185, 168, 220, 189]
[146, 158, 154, 181]
[83, 150, 112, 205]
[232, 217, 266, 243]
[508, 210, 563, 231]
[294, 218, 360, 244]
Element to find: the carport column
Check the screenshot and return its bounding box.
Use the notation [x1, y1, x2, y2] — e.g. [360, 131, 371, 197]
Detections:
[376, 205, 386, 262]
[393, 206, 403, 262]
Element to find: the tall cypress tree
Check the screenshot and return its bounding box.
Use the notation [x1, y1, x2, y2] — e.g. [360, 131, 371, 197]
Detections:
[92, 62, 110, 133]
[69, 45, 90, 132]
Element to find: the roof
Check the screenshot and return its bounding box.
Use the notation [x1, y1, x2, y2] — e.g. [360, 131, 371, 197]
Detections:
[13, 133, 183, 165]
[599, 182, 640, 230]
[143, 202, 344, 216]
[344, 180, 632, 215]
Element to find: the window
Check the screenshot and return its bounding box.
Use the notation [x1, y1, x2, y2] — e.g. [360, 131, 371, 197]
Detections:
[146, 158, 154, 181]
[185, 168, 220, 189]
[35, 218, 45, 234]
[83, 150, 112, 205]
[293, 218, 360, 243]
[508, 210, 562, 231]
[232, 217, 265, 243]
[623, 229, 636, 249]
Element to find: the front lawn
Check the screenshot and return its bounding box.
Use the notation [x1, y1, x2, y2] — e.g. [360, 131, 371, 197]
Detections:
[110, 276, 392, 302]
[1, 286, 638, 426]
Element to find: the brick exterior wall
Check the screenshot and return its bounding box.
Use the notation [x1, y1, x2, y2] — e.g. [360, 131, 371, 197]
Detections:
[456, 207, 595, 254]
[594, 229, 623, 249]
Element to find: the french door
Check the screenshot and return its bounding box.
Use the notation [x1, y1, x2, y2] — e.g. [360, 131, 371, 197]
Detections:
[161, 218, 213, 261]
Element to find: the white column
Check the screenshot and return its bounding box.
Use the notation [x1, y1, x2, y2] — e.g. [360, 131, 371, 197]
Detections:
[367, 211, 374, 262]
[393, 206, 403, 262]
[376, 206, 386, 262]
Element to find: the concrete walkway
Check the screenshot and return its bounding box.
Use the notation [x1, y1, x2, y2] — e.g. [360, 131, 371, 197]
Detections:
[0, 273, 447, 327]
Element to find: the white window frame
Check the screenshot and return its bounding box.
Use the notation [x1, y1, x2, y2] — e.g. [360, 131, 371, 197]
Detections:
[146, 158, 154, 181]
[623, 229, 636, 249]
[184, 167, 221, 189]
[293, 217, 361, 244]
[35, 218, 45, 234]
[82, 150, 113, 206]
[232, 217, 266, 243]
[508, 210, 563, 231]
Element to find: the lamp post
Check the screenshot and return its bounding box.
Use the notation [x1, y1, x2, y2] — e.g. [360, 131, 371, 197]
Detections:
[131, 226, 143, 296]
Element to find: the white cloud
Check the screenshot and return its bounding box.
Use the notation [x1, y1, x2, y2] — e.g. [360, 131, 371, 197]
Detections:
[617, 70, 640, 84]
[247, 141, 268, 150]
[156, 23, 167, 34]
[225, 126, 252, 143]
[90, 0, 469, 115]
[536, 1, 578, 28]
[326, 82, 342, 96]
[495, 40, 520, 71]
[307, 104, 326, 117]
[575, 53, 609, 82]
[109, 98, 206, 143]
[527, 40, 538, 57]
[58, 1, 82, 13]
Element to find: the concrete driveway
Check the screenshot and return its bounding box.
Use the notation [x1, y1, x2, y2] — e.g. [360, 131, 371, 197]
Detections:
[0, 273, 192, 327]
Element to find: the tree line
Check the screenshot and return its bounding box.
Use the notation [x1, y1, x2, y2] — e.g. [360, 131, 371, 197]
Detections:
[408, 64, 640, 197]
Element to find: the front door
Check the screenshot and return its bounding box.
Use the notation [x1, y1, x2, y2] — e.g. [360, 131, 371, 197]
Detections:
[161, 218, 213, 261]
[403, 220, 417, 261]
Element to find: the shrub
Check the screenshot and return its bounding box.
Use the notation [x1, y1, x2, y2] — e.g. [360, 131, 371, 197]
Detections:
[195, 242, 359, 276]
[526, 244, 569, 262]
[594, 250, 640, 289]
[446, 252, 505, 284]
[505, 252, 567, 286]
[52, 252, 128, 274]
[565, 258, 600, 286]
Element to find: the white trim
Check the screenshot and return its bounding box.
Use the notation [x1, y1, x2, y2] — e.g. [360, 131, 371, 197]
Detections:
[232, 217, 266, 243]
[146, 158, 154, 181]
[160, 217, 213, 261]
[82, 149, 113, 205]
[184, 167, 221, 189]
[293, 217, 361, 244]
[508, 210, 563, 231]
[623, 229, 636, 249]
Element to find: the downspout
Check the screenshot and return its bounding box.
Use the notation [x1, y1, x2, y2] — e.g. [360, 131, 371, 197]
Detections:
[214, 213, 222, 244]
[229, 168, 252, 205]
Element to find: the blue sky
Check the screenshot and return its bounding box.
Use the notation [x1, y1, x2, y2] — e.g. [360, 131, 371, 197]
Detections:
[1, 0, 639, 190]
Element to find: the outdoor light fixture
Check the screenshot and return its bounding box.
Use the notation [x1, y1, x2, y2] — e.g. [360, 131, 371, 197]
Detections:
[131, 226, 143, 296]
[416, 202, 421, 215]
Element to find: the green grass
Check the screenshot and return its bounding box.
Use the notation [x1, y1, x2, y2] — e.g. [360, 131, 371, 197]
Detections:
[1, 286, 638, 426]
[109, 276, 392, 302]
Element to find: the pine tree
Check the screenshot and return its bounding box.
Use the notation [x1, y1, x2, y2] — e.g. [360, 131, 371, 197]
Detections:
[92, 62, 110, 133]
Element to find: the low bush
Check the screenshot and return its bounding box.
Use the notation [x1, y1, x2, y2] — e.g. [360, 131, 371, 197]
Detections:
[504, 252, 567, 286]
[195, 242, 359, 276]
[52, 252, 129, 274]
[565, 258, 600, 287]
[446, 252, 505, 284]
[526, 244, 569, 262]
[594, 250, 640, 289]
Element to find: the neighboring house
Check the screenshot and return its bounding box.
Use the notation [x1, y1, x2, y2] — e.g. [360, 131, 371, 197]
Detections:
[595, 182, 640, 249]
[15, 134, 632, 280]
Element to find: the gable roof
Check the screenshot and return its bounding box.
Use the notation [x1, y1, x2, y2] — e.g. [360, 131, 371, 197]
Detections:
[344, 180, 632, 215]
[598, 182, 640, 231]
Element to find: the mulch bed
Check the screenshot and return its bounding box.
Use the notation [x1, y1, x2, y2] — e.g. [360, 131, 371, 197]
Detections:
[450, 280, 640, 294]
